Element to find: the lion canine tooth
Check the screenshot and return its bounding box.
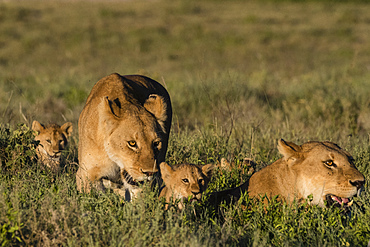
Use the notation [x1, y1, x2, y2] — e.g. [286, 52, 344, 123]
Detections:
[347, 200, 353, 207]
[357, 188, 362, 197]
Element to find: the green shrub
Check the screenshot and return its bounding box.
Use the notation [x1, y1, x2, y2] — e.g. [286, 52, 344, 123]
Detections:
[0, 124, 37, 173]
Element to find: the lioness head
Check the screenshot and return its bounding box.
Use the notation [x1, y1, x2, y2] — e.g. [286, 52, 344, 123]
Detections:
[248, 139, 365, 209]
[159, 162, 214, 209]
[32, 120, 73, 171]
[100, 95, 168, 186]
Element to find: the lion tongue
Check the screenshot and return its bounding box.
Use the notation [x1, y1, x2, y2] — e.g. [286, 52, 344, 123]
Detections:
[331, 195, 350, 205]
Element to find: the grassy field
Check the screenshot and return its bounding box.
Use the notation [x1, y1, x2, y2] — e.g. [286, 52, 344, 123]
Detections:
[1, 0, 370, 245]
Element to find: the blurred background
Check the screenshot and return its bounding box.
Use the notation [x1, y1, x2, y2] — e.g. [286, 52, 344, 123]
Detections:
[1, 0, 370, 148]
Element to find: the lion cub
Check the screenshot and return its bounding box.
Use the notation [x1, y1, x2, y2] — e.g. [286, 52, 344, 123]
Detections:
[32, 120, 73, 172]
[159, 162, 214, 209]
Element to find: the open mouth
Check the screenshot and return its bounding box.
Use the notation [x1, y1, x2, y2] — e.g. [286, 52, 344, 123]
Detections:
[122, 170, 147, 187]
[325, 194, 354, 208]
[186, 195, 202, 203]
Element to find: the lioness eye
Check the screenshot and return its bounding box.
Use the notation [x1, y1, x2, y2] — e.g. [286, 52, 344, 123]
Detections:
[153, 141, 160, 148]
[182, 178, 189, 183]
[128, 141, 137, 147]
[324, 160, 336, 167]
[46, 139, 51, 144]
[198, 178, 204, 184]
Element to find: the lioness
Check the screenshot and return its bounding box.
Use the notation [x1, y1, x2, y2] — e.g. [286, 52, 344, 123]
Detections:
[32, 120, 73, 171]
[77, 73, 172, 201]
[159, 162, 214, 209]
[209, 139, 365, 209]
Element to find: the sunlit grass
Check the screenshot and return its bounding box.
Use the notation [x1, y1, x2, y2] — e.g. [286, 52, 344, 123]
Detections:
[0, 0, 370, 245]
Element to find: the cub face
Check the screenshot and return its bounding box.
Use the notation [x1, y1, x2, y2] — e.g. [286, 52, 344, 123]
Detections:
[159, 162, 214, 209]
[32, 120, 73, 171]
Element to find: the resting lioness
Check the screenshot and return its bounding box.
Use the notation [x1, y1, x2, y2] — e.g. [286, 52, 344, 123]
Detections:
[76, 73, 172, 201]
[159, 162, 214, 209]
[32, 120, 73, 172]
[209, 139, 365, 209]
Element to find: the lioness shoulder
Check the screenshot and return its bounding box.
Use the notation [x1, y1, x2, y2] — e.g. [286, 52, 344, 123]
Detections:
[32, 120, 73, 172]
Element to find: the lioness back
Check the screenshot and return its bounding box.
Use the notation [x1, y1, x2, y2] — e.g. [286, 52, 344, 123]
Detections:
[32, 120, 73, 172]
[77, 73, 172, 201]
[159, 162, 213, 209]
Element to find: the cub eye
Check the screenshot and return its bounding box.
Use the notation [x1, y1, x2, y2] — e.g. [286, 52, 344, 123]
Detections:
[46, 139, 51, 144]
[182, 178, 189, 183]
[324, 160, 336, 168]
[198, 178, 204, 184]
[128, 141, 137, 148]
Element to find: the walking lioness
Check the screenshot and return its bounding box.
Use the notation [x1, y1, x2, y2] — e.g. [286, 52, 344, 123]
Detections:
[77, 73, 172, 201]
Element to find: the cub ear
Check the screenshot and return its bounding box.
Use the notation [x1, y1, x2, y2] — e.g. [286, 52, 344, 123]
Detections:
[32, 120, 44, 134]
[159, 162, 173, 182]
[61, 122, 73, 137]
[277, 139, 301, 162]
[144, 94, 168, 132]
[202, 163, 214, 179]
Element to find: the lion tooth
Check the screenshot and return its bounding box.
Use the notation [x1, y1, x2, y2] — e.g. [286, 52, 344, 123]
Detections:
[347, 200, 353, 207]
[357, 188, 362, 197]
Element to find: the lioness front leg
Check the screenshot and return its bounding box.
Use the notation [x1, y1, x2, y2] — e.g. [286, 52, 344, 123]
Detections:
[76, 166, 106, 193]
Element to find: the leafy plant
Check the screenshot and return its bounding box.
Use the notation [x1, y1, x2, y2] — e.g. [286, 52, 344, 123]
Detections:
[0, 124, 37, 173]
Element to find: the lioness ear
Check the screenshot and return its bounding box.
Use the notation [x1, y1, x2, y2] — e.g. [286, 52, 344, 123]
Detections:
[278, 139, 301, 161]
[144, 94, 167, 132]
[99, 97, 119, 130]
[202, 163, 214, 179]
[103, 97, 123, 117]
[32, 120, 44, 134]
[159, 162, 173, 181]
[61, 122, 73, 137]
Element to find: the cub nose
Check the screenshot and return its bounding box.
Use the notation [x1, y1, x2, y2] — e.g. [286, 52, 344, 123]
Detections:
[350, 179, 365, 189]
[191, 191, 200, 196]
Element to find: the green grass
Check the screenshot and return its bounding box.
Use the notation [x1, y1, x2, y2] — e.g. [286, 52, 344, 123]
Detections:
[1, 0, 370, 246]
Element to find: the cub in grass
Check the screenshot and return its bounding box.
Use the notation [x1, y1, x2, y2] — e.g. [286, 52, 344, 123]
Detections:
[159, 162, 214, 209]
[32, 120, 73, 172]
[209, 139, 365, 210]
[76, 73, 172, 201]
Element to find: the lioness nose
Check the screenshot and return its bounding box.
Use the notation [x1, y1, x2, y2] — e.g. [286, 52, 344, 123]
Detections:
[192, 191, 200, 196]
[140, 169, 155, 177]
[350, 180, 365, 189]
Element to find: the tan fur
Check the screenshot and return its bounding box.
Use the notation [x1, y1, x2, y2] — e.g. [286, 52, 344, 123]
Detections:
[76, 73, 172, 201]
[209, 139, 365, 208]
[159, 162, 213, 209]
[32, 120, 73, 172]
[248, 139, 365, 207]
